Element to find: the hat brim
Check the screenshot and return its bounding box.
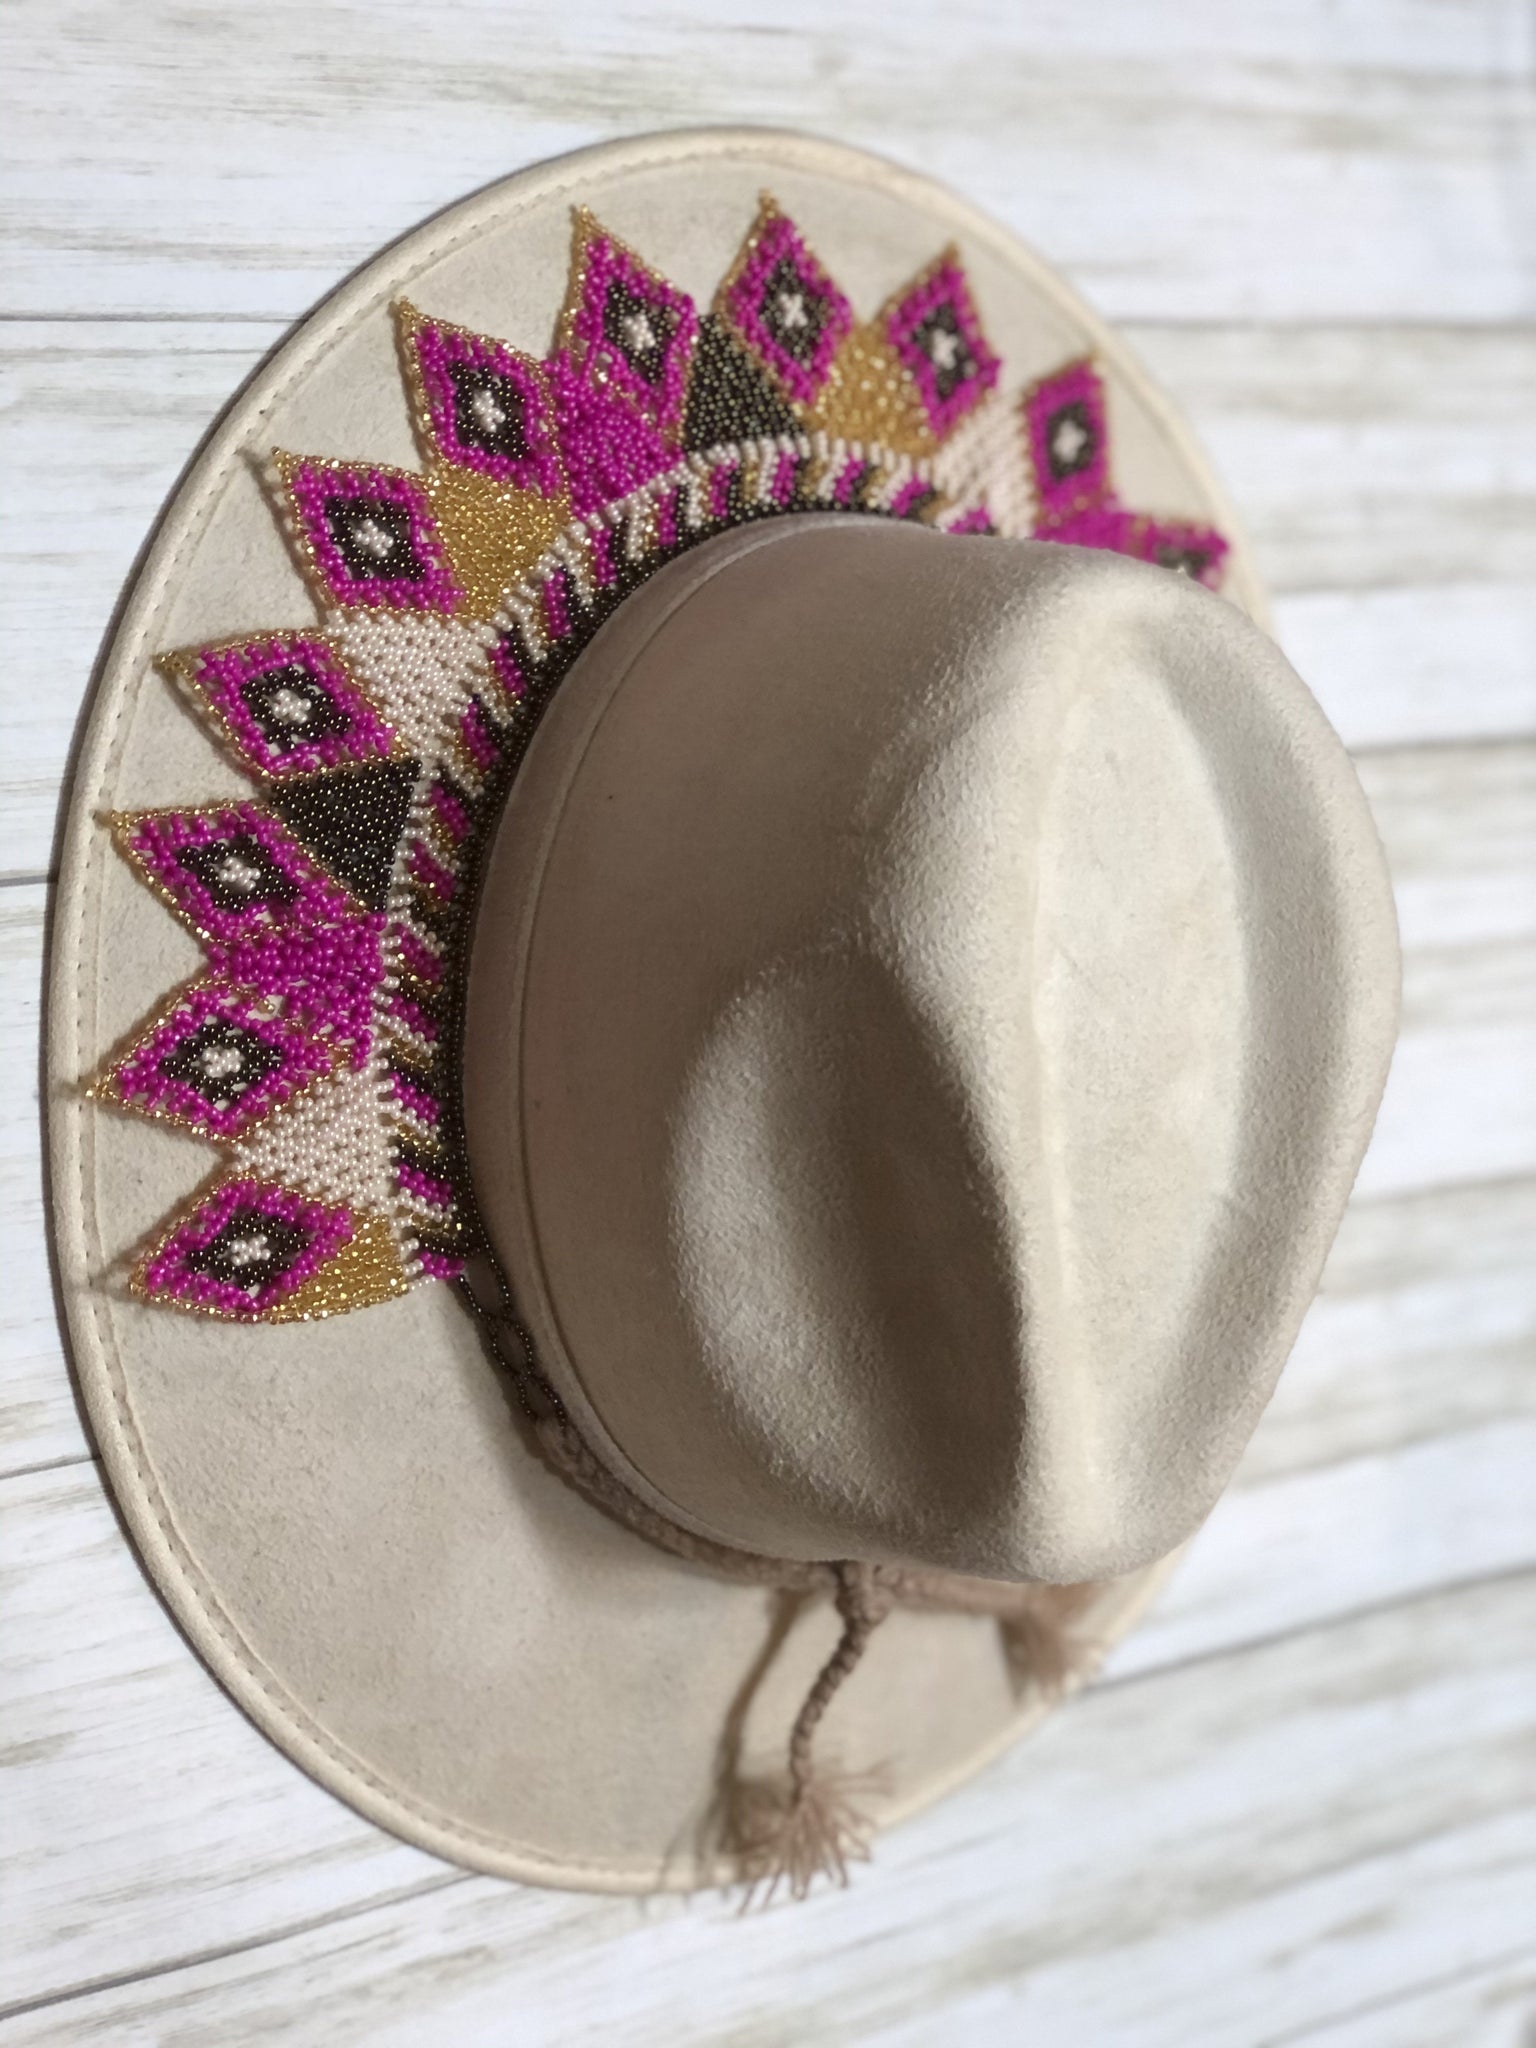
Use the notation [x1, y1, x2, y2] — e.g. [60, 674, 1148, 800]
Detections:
[48, 128, 1258, 1889]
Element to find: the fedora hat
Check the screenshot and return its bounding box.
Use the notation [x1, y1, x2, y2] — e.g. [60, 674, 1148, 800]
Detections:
[48, 129, 1400, 1899]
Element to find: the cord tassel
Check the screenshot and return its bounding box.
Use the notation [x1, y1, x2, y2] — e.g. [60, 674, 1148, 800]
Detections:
[468, 1304, 1114, 1898]
[996, 1583, 1105, 1699]
[727, 1561, 893, 1906]
[876, 1566, 1106, 1700]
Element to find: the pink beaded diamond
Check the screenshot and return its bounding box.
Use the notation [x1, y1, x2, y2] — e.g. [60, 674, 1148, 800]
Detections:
[721, 208, 852, 407]
[119, 804, 337, 945]
[138, 1179, 355, 1319]
[170, 632, 396, 779]
[886, 256, 1000, 436]
[101, 982, 333, 1141]
[117, 804, 387, 1059]
[1023, 359, 1111, 525]
[279, 457, 462, 612]
[562, 217, 698, 437]
[410, 314, 563, 495]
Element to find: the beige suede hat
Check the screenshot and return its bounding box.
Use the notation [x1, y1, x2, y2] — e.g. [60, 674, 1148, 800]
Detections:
[48, 129, 1401, 1900]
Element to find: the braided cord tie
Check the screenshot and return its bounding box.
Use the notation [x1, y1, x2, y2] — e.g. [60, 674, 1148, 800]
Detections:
[459, 1262, 1104, 1901]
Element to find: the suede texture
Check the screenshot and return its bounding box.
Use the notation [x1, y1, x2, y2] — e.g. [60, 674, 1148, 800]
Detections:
[466, 523, 1399, 1585]
[45, 131, 1375, 1887]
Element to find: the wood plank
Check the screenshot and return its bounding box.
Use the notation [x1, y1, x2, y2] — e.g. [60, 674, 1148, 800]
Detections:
[1120, 1417, 1536, 1674]
[2, 320, 1533, 878]
[1273, 582, 1536, 751]
[1354, 744, 1536, 1195]
[4, 2, 1533, 323]
[1359, 741, 1536, 949]
[0, 887, 71, 1479]
[1286, 1954, 1536, 2046]
[1246, 1174, 1536, 1483]
[0, 1460, 446, 2015]
[5, 1573, 1532, 2044]
[0, 323, 275, 885]
[1131, 322, 1536, 597]
[1363, 935, 1536, 1199]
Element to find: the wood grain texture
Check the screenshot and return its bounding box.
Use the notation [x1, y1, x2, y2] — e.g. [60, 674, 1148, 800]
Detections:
[1294, 1958, 1536, 2047]
[0, 887, 70, 1480]
[3, 0, 1534, 2040]
[5, 0, 1534, 323]
[6, 1575, 1534, 2046]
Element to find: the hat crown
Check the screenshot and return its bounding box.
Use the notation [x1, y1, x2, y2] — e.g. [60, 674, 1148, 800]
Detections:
[465, 520, 1399, 1583]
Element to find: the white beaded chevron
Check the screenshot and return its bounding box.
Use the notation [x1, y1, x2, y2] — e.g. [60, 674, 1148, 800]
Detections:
[233, 1061, 399, 1212]
[334, 612, 500, 761]
[930, 386, 1035, 538]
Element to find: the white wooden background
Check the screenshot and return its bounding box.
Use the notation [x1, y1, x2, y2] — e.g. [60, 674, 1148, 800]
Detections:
[3, 4, 1535, 2042]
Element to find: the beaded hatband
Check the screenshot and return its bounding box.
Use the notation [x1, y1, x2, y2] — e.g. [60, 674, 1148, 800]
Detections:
[92, 193, 1229, 1324]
